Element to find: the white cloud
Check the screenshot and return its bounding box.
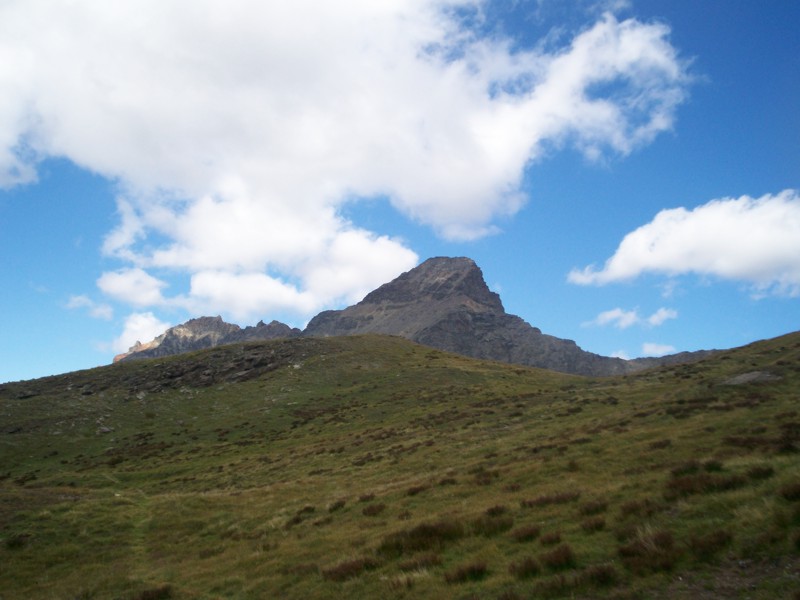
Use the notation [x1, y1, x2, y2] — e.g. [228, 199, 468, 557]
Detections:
[187, 271, 319, 322]
[0, 1, 690, 324]
[66, 294, 113, 320]
[647, 307, 677, 326]
[97, 268, 167, 307]
[569, 190, 800, 296]
[589, 307, 640, 329]
[584, 306, 677, 328]
[111, 312, 171, 354]
[642, 342, 676, 357]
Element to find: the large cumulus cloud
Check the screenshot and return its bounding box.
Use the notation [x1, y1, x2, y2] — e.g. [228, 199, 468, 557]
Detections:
[0, 0, 690, 344]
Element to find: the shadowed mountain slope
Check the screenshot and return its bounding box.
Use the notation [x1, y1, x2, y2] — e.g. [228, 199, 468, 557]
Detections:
[306, 257, 658, 376]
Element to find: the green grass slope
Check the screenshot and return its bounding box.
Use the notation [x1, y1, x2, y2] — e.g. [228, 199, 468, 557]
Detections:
[1, 332, 799, 599]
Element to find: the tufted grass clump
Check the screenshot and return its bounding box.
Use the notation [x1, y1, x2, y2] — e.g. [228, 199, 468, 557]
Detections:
[521, 491, 580, 508]
[444, 560, 488, 584]
[398, 552, 442, 572]
[471, 506, 514, 536]
[322, 557, 380, 581]
[618, 529, 680, 574]
[688, 529, 733, 561]
[539, 543, 577, 571]
[779, 482, 800, 501]
[378, 519, 466, 557]
[509, 556, 541, 579]
[510, 524, 541, 543]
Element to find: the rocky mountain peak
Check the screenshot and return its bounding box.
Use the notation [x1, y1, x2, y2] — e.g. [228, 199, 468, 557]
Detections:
[113, 256, 709, 376]
[360, 257, 503, 312]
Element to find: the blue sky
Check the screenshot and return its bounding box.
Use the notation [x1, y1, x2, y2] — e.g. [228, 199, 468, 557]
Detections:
[1, 0, 798, 383]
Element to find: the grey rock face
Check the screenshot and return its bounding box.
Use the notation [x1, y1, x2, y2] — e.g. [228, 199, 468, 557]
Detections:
[304, 257, 634, 376]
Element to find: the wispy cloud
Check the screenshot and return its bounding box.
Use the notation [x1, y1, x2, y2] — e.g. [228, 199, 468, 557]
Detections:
[647, 307, 678, 326]
[642, 342, 676, 357]
[569, 190, 800, 297]
[0, 2, 690, 325]
[584, 306, 677, 329]
[66, 295, 113, 320]
[586, 307, 640, 329]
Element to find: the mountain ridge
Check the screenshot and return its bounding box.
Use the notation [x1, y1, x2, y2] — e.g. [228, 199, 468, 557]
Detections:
[116, 256, 710, 375]
[113, 316, 300, 362]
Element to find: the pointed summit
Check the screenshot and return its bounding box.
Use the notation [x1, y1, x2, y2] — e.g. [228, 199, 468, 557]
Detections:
[305, 257, 502, 340]
[360, 257, 503, 311]
[304, 257, 635, 376]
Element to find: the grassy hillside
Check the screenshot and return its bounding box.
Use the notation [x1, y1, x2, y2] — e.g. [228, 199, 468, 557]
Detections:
[1, 332, 799, 599]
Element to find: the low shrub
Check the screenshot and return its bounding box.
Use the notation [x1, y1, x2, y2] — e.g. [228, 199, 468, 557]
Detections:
[472, 513, 514, 537]
[510, 524, 541, 543]
[509, 556, 541, 579]
[5, 534, 30, 550]
[664, 473, 747, 500]
[579, 500, 608, 516]
[619, 497, 663, 519]
[689, 529, 733, 560]
[747, 465, 775, 480]
[580, 563, 619, 587]
[378, 519, 466, 556]
[362, 503, 386, 517]
[328, 499, 346, 512]
[618, 529, 679, 574]
[407, 485, 428, 496]
[703, 459, 725, 472]
[540, 531, 561, 546]
[444, 560, 488, 584]
[284, 514, 304, 529]
[322, 557, 380, 581]
[136, 586, 173, 600]
[485, 504, 509, 517]
[581, 516, 605, 533]
[540, 544, 577, 571]
[358, 493, 376, 502]
[779, 482, 800, 501]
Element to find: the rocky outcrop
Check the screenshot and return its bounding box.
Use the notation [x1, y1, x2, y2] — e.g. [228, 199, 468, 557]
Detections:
[114, 316, 300, 362]
[304, 257, 635, 376]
